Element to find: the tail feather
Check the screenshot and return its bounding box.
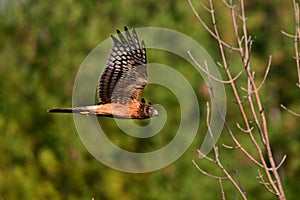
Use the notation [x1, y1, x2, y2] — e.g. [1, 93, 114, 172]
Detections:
[48, 107, 91, 115]
[48, 108, 75, 113]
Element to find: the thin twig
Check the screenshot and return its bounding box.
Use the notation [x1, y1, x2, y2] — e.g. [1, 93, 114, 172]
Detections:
[256, 55, 272, 92]
[282, 0, 300, 87]
[228, 166, 245, 194]
[188, 0, 240, 51]
[247, 74, 266, 145]
[200, 2, 212, 13]
[222, 144, 240, 149]
[208, 0, 267, 171]
[236, 123, 254, 133]
[188, 51, 243, 83]
[205, 59, 247, 200]
[293, 0, 300, 86]
[219, 178, 226, 200]
[193, 160, 228, 179]
[197, 149, 216, 163]
[280, 104, 300, 117]
[222, 0, 236, 8]
[236, 1, 284, 196]
[275, 155, 287, 170]
[281, 30, 300, 38]
[256, 170, 277, 195]
[203, 55, 264, 168]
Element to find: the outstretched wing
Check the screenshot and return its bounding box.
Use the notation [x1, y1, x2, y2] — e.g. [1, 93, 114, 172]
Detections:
[97, 27, 147, 105]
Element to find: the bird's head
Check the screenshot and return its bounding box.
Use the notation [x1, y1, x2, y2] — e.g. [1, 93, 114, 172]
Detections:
[141, 98, 158, 118]
[145, 104, 159, 118]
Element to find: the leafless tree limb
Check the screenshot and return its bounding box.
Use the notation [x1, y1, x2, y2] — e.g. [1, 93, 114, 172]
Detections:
[281, 30, 299, 38]
[279, 0, 300, 122]
[206, 101, 247, 199]
[218, 178, 226, 200]
[280, 104, 300, 117]
[293, 0, 300, 87]
[190, 0, 287, 199]
[189, 51, 243, 83]
[275, 155, 287, 170]
[282, 0, 300, 87]
[188, 0, 240, 51]
[193, 160, 228, 179]
[222, 144, 239, 149]
[256, 55, 272, 92]
[256, 170, 277, 195]
[236, 123, 253, 133]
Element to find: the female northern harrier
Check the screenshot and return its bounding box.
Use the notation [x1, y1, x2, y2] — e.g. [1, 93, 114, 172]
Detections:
[48, 27, 158, 119]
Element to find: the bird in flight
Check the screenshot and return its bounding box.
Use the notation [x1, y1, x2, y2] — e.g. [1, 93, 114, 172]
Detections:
[48, 27, 158, 119]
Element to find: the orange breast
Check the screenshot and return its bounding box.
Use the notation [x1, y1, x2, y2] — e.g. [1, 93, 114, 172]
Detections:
[93, 102, 141, 119]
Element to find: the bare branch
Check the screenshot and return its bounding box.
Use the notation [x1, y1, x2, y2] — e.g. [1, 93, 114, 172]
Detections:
[293, 0, 300, 86]
[188, 51, 242, 84]
[205, 58, 264, 169]
[239, 55, 272, 94]
[222, 0, 236, 9]
[237, 11, 282, 197]
[193, 160, 228, 179]
[219, 178, 226, 200]
[200, 2, 212, 13]
[191, 0, 287, 199]
[280, 104, 300, 117]
[228, 166, 245, 194]
[256, 55, 272, 92]
[275, 155, 287, 170]
[188, 0, 240, 51]
[197, 149, 216, 163]
[282, 0, 300, 87]
[222, 144, 240, 149]
[236, 123, 254, 133]
[206, 98, 247, 199]
[281, 30, 300, 38]
[256, 170, 278, 196]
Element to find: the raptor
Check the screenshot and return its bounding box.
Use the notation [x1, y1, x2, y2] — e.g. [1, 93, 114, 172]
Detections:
[48, 27, 158, 119]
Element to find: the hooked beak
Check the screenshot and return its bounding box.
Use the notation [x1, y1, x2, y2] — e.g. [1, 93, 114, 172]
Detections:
[151, 109, 159, 117]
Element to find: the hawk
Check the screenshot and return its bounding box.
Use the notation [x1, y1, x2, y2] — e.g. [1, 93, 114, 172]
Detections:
[48, 27, 158, 119]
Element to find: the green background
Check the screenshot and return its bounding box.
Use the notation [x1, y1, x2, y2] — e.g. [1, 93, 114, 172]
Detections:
[0, 0, 299, 199]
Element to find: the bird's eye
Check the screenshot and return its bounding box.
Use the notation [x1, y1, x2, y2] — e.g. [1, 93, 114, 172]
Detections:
[144, 106, 149, 114]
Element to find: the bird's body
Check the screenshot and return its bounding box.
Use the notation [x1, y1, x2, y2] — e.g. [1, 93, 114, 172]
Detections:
[49, 102, 155, 119]
[48, 27, 158, 119]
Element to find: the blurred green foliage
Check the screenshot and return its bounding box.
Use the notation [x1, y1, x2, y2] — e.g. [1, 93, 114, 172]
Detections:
[0, 0, 299, 199]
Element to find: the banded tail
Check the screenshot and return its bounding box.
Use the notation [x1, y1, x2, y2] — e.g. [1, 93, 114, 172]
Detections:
[48, 106, 99, 115]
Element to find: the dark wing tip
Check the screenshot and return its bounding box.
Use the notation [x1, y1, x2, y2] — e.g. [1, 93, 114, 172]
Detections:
[98, 26, 146, 104]
[141, 40, 145, 48]
[111, 34, 120, 44]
